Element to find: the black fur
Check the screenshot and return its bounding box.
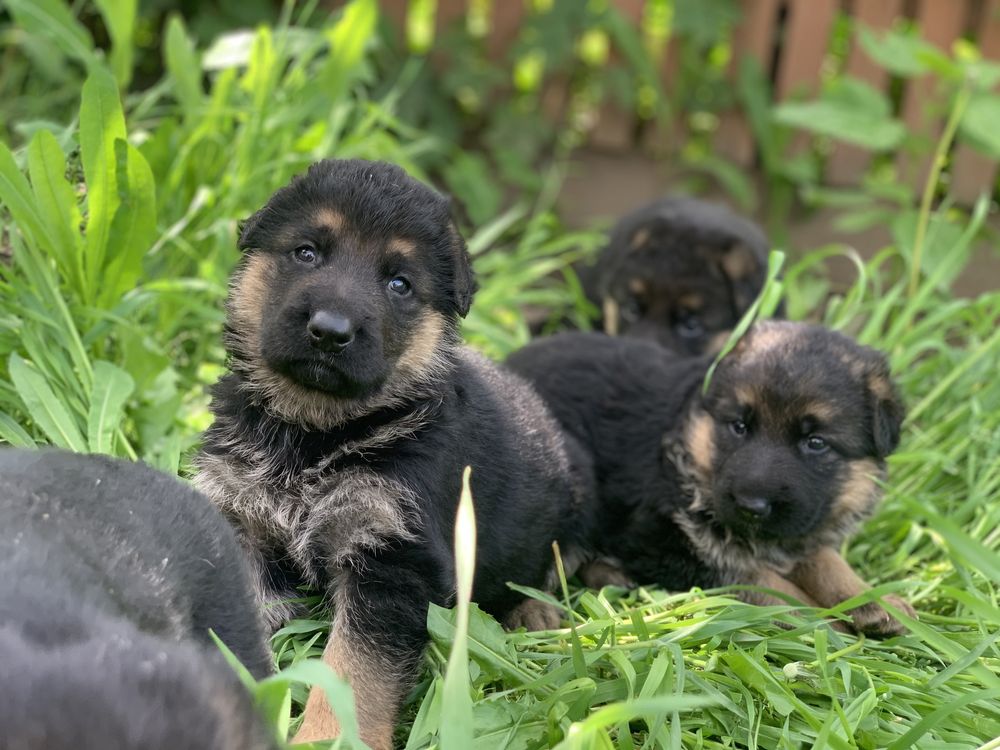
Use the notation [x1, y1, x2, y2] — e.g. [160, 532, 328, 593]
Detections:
[195, 159, 592, 746]
[0, 449, 275, 750]
[586, 196, 776, 354]
[506, 323, 905, 589]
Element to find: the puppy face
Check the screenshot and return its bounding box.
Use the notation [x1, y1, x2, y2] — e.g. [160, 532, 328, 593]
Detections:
[684, 321, 904, 553]
[596, 198, 771, 355]
[226, 160, 475, 426]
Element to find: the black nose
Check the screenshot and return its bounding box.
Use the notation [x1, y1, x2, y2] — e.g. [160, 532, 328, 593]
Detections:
[734, 495, 771, 517]
[307, 311, 354, 352]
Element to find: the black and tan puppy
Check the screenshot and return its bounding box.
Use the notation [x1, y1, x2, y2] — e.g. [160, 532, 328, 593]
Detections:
[586, 196, 773, 355]
[507, 322, 916, 635]
[0, 449, 275, 750]
[194, 159, 592, 748]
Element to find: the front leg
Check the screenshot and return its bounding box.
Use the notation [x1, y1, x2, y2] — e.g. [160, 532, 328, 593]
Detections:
[787, 546, 916, 636]
[294, 554, 444, 750]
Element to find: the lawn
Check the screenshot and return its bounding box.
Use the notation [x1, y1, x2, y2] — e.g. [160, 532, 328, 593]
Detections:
[0, 1, 998, 748]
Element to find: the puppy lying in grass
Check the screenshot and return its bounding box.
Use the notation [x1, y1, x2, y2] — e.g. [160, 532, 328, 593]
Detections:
[194, 159, 593, 749]
[585, 196, 774, 355]
[508, 321, 916, 636]
[0, 449, 275, 750]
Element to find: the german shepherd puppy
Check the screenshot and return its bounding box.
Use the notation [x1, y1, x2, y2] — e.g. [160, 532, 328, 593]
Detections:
[194, 159, 592, 749]
[507, 322, 916, 635]
[0, 449, 275, 750]
[586, 196, 773, 355]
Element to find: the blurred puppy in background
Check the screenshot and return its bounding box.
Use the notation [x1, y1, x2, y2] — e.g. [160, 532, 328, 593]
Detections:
[0, 449, 275, 750]
[508, 321, 916, 636]
[585, 196, 775, 355]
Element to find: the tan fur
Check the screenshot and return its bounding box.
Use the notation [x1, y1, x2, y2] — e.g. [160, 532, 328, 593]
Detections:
[229, 253, 274, 337]
[685, 411, 715, 476]
[294, 607, 401, 750]
[788, 546, 915, 635]
[628, 277, 648, 296]
[396, 311, 445, 379]
[867, 372, 894, 402]
[578, 558, 634, 589]
[832, 458, 882, 520]
[388, 237, 417, 257]
[720, 243, 756, 280]
[735, 320, 798, 363]
[706, 330, 732, 354]
[745, 567, 819, 607]
[803, 401, 838, 423]
[312, 208, 345, 231]
[503, 598, 563, 631]
[677, 293, 704, 311]
[629, 228, 650, 250]
[603, 297, 620, 335]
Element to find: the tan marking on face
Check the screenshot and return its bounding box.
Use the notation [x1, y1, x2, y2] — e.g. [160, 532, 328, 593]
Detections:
[721, 243, 757, 280]
[733, 384, 756, 406]
[603, 297, 620, 335]
[733, 320, 797, 363]
[803, 401, 837, 423]
[678, 292, 704, 310]
[628, 278, 648, 296]
[629, 228, 650, 250]
[868, 373, 893, 402]
[312, 208, 345, 231]
[396, 310, 446, 378]
[685, 411, 715, 474]
[388, 237, 418, 257]
[834, 458, 881, 519]
[228, 253, 274, 337]
[294, 611, 400, 750]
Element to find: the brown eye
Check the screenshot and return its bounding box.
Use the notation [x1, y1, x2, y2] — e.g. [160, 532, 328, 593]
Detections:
[293, 246, 317, 264]
[730, 419, 748, 437]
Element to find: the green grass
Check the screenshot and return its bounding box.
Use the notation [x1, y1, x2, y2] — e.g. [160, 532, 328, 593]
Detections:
[1, 2, 998, 748]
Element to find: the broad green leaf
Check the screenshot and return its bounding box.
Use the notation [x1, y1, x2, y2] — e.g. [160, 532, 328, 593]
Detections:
[87, 360, 135, 454]
[79, 67, 127, 302]
[857, 25, 945, 78]
[773, 77, 905, 151]
[100, 138, 157, 308]
[0, 141, 58, 256]
[27, 129, 84, 291]
[4, 0, 98, 69]
[8, 353, 86, 452]
[440, 466, 476, 750]
[959, 93, 1000, 159]
[93, 0, 136, 88]
[164, 14, 205, 115]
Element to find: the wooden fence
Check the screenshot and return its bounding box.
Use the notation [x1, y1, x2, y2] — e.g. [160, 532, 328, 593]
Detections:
[374, 0, 1000, 201]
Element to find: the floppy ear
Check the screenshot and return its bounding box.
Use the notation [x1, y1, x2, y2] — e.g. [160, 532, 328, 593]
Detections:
[865, 354, 906, 458]
[447, 222, 477, 318]
[237, 207, 267, 251]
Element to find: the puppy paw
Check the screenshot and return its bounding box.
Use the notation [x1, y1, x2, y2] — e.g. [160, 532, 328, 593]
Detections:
[578, 559, 635, 590]
[849, 595, 916, 637]
[503, 598, 562, 631]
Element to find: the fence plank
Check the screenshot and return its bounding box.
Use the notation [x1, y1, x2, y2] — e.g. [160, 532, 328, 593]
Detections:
[713, 0, 783, 165]
[590, 0, 646, 150]
[896, 0, 970, 192]
[951, 0, 1000, 203]
[826, 0, 904, 186]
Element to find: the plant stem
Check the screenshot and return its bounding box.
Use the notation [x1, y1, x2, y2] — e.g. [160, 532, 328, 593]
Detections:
[909, 83, 971, 299]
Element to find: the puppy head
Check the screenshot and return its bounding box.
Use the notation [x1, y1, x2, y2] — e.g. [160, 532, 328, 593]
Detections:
[595, 197, 772, 355]
[684, 321, 904, 552]
[226, 159, 476, 427]
[0, 622, 277, 750]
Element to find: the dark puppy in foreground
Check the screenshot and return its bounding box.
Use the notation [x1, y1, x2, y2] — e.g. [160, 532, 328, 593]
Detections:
[586, 196, 773, 355]
[194, 159, 591, 748]
[508, 322, 916, 635]
[0, 449, 274, 750]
